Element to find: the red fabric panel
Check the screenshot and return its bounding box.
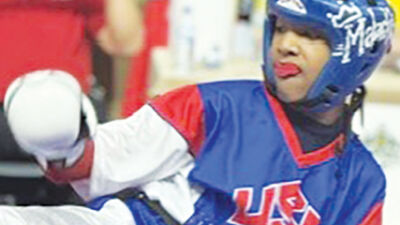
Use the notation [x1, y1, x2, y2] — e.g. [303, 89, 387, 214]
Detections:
[360, 202, 383, 225]
[150, 85, 205, 155]
[85, 0, 105, 39]
[121, 0, 170, 117]
[0, 3, 103, 100]
[45, 139, 95, 184]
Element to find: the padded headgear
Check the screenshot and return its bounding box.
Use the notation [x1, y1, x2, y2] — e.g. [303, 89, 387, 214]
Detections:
[263, 0, 395, 112]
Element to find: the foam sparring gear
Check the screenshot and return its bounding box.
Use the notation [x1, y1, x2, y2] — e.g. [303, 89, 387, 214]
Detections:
[263, 0, 395, 112]
[4, 70, 98, 169]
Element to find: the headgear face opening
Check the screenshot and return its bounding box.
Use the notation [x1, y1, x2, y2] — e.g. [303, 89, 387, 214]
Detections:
[263, 0, 395, 112]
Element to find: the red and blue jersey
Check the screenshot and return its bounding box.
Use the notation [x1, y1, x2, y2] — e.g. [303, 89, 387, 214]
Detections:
[149, 80, 385, 225]
[51, 80, 385, 225]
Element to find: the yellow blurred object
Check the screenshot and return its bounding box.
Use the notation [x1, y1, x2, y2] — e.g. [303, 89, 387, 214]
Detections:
[388, 0, 400, 27]
[262, 0, 398, 26]
[253, 0, 266, 12]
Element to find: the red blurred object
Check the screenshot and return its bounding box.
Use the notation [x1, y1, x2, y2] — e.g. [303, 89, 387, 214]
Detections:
[121, 0, 170, 117]
[0, 1, 105, 101]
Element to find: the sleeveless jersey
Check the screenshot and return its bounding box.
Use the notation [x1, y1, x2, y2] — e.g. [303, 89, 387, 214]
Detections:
[148, 80, 385, 225]
[55, 80, 384, 225]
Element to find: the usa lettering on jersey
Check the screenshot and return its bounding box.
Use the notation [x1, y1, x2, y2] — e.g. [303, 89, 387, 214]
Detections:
[228, 181, 320, 225]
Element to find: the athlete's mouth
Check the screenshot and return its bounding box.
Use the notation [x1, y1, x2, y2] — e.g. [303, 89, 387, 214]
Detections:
[273, 62, 302, 78]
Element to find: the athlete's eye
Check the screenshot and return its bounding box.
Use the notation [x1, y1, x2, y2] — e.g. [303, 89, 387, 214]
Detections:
[298, 30, 316, 39]
[297, 29, 325, 41]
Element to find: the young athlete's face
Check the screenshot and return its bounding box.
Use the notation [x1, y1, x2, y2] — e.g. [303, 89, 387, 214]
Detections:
[270, 18, 331, 103]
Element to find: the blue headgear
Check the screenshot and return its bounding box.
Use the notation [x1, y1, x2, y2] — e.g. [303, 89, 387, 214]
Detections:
[263, 0, 395, 112]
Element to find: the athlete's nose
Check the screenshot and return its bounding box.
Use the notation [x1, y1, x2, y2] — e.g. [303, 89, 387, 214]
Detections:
[277, 31, 300, 57]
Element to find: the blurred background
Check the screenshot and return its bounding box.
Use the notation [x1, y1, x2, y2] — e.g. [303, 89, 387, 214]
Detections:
[0, 0, 398, 223]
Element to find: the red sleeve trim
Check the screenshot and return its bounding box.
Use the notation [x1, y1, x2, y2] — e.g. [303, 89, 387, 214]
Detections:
[360, 202, 384, 225]
[150, 85, 205, 155]
[45, 139, 94, 184]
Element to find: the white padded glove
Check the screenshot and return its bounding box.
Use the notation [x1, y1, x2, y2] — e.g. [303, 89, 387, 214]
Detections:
[4, 70, 98, 168]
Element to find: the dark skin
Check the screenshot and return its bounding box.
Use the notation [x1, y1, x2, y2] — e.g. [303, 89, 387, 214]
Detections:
[269, 18, 344, 125]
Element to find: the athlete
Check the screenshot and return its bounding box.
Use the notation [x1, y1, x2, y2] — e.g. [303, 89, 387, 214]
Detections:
[0, 0, 395, 224]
